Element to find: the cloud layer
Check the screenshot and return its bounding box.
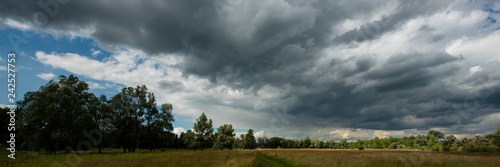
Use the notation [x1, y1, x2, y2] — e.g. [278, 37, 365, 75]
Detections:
[2, 0, 500, 139]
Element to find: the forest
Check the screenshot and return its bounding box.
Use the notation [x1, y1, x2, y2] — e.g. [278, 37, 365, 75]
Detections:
[1, 75, 500, 154]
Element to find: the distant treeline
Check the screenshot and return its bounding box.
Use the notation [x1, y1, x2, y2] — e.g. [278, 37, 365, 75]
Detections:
[255, 129, 500, 152]
[1, 75, 499, 153]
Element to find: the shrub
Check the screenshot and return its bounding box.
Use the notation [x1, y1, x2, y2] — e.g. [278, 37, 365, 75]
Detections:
[442, 145, 451, 152]
[358, 145, 365, 150]
[431, 143, 442, 151]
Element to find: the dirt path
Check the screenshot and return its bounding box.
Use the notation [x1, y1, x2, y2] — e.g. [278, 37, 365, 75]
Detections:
[253, 151, 293, 167]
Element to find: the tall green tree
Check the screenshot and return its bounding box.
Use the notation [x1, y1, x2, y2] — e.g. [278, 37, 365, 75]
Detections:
[427, 130, 445, 141]
[16, 75, 92, 153]
[339, 138, 349, 149]
[110, 85, 163, 152]
[143, 90, 175, 152]
[326, 139, 336, 149]
[193, 113, 214, 150]
[111, 89, 135, 153]
[427, 135, 441, 151]
[180, 130, 196, 149]
[212, 124, 235, 150]
[303, 136, 311, 148]
[243, 129, 257, 149]
[86, 94, 110, 154]
[491, 128, 500, 147]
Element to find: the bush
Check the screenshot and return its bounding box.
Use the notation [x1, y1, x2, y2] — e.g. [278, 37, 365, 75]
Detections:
[358, 145, 365, 150]
[431, 143, 441, 151]
[442, 145, 451, 152]
[463, 144, 497, 152]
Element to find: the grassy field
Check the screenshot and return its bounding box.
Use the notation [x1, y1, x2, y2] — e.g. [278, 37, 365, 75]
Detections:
[258, 149, 500, 167]
[2, 149, 500, 167]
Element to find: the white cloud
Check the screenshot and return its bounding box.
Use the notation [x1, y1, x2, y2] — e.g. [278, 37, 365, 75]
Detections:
[253, 130, 268, 138]
[36, 73, 56, 81]
[5, 18, 32, 31]
[373, 130, 405, 138]
[90, 48, 101, 56]
[326, 128, 372, 141]
[173, 127, 186, 136]
[469, 66, 482, 74]
[87, 81, 106, 89]
[447, 30, 500, 67]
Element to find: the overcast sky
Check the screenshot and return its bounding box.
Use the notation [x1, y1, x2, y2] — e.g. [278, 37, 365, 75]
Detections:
[1, 0, 500, 141]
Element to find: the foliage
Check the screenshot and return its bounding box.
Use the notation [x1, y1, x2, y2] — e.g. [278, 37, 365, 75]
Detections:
[212, 124, 235, 150]
[243, 129, 257, 149]
[303, 136, 311, 148]
[193, 113, 214, 150]
[14, 75, 176, 154]
[427, 130, 445, 140]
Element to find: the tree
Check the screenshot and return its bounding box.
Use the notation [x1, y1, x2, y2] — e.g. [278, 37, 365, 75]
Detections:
[414, 135, 428, 149]
[86, 94, 111, 154]
[0, 108, 11, 149]
[303, 136, 311, 148]
[311, 139, 323, 148]
[427, 130, 445, 141]
[213, 124, 235, 150]
[243, 129, 257, 149]
[285, 139, 295, 148]
[269, 137, 284, 148]
[180, 130, 196, 149]
[233, 138, 244, 149]
[326, 139, 336, 149]
[16, 75, 92, 153]
[193, 113, 214, 150]
[339, 138, 349, 149]
[427, 135, 441, 151]
[257, 137, 269, 148]
[111, 86, 149, 153]
[490, 128, 500, 147]
[143, 102, 175, 152]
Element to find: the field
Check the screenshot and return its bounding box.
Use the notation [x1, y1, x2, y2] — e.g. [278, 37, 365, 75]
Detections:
[2, 149, 500, 167]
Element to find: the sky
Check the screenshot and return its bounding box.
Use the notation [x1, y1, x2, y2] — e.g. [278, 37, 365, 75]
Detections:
[0, 0, 500, 141]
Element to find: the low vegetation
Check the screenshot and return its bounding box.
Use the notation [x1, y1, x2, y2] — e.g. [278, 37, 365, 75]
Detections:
[258, 149, 500, 167]
[2, 149, 500, 167]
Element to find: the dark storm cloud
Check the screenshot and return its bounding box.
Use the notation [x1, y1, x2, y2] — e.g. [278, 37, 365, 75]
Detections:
[1, 0, 498, 134]
[362, 52, 462, 92]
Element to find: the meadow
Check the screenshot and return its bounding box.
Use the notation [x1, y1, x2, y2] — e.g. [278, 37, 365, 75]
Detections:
[2, 148, 500, 167]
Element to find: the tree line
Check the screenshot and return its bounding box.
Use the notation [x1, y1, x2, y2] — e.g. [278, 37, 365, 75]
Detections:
[253, 129, 500, 152]
[1, 75, 500, 153]
[0, 75, 256, 153]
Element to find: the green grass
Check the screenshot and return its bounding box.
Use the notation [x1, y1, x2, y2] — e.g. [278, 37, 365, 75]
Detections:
[1, 148, 499, 167]
[258, 149, 500, 167]
[1, 149, 255, 167]
[253, 151, 293, 167]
